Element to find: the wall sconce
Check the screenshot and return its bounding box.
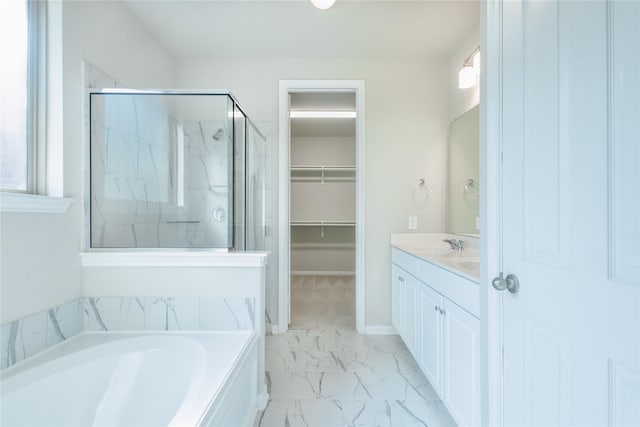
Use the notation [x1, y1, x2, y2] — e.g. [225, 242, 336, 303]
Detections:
[310, 0, 336, 9]
[458, 46, 480, 89]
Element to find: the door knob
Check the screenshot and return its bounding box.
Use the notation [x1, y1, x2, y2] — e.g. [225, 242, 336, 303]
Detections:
[492, 272, 520, 294]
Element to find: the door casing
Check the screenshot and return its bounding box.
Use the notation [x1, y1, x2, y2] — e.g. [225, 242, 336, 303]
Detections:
[481, 1, 506, 425]
[277, 80, 366, 334]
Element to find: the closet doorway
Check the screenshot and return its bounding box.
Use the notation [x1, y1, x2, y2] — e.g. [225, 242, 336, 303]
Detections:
[278, 81, 365, 333]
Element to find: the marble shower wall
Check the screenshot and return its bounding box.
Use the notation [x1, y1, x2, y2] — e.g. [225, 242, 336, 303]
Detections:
[180, 121, 232, 248]
[1, 296, 255, 369]
[90, 92, 232, 248]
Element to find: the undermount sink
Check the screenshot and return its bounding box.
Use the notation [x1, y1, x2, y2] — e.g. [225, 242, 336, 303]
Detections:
[390, 233, 480, 279]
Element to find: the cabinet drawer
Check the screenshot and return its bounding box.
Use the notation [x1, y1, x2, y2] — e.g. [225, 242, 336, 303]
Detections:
[391, 247, 419, 278]
[417, 260, 479, 318]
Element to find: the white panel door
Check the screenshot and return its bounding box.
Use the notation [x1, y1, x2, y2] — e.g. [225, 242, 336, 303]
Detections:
[419, 282, 444, 395]
[499, 1, 640, 426]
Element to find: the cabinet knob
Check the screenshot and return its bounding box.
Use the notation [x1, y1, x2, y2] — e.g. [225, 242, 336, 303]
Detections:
[434, 305, 439, 311]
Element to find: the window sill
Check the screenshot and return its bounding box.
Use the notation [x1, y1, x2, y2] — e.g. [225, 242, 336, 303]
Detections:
[0, 192, 74, 213]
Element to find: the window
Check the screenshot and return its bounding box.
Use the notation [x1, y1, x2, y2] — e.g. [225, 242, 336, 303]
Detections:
[0, 0, 31, 192]
[0, 0, 71, 212]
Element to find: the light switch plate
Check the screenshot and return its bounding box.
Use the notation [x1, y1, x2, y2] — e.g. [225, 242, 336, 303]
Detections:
[409, 216, 418, 230]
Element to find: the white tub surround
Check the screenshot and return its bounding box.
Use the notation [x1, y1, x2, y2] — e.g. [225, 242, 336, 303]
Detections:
[1, 296, 257, 369]
[79, 251, 267, 268]
[80, 250, 269, 409]
[0, 299, 84, 369]
[390, 233, 480, 427]
[1, 332, 259, 427]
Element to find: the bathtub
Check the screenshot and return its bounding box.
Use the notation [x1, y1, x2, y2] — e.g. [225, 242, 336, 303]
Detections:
[0, 331, 259, 426]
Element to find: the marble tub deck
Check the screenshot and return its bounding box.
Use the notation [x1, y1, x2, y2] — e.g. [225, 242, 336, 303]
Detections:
[255, 328, 457, 427]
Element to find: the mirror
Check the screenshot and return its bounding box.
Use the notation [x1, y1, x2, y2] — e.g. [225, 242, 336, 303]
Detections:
[447, 105, 479, 237]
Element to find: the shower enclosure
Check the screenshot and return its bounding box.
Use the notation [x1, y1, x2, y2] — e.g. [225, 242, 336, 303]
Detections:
[89, 91, 266, 251]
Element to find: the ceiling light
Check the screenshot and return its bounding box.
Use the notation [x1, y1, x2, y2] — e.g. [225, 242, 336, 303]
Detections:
[310, 0, 336, 9]
[290, 111, 356, 119]
[458, 46, 481, 89]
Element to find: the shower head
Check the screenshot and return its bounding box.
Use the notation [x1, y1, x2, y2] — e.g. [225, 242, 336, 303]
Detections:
[212, 128, 225, 141]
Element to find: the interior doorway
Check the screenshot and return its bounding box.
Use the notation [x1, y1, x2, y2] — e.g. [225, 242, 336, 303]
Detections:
[288, 92, 356, 329]
[278, 80, 365, 333]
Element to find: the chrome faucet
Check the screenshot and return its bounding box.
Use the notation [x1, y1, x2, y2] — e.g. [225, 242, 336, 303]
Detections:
[443, 239, 465, 254]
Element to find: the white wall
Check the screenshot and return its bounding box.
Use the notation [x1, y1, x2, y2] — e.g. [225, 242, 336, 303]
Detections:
[449, 25, 481, 122]
[0, 1, 176, 324]
[177, 58, 449, 326]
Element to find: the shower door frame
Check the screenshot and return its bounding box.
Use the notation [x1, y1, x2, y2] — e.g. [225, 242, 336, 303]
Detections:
[277, 80, 366, 334]
[83, 88, 255, 252]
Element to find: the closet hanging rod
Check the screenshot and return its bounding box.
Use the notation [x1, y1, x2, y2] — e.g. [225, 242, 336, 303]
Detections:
[291, 220, 355, 238]
[290, 177, 355, 182]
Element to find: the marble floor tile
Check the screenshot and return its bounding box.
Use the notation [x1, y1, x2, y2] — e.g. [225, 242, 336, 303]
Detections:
[254, 399, 456, 427]
[266, 349, 345, 373]
[260, 275, 456, 427]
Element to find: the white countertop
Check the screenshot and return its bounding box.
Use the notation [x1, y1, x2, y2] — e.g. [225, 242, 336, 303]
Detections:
[391, 233, 480, 282]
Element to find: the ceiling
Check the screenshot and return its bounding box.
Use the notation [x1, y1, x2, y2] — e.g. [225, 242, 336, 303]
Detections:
[124, 0, 480, 59]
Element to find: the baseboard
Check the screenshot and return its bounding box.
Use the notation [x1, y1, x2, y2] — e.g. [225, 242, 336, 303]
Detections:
[291, 271, 356, 276]
[270, 324, 286, 334]
[361, 325, 397, 335]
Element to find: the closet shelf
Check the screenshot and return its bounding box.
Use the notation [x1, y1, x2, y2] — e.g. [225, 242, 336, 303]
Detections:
[291, 220, 355, 238]
[291, 220, 355, 227]
[290, 165, 355, 184]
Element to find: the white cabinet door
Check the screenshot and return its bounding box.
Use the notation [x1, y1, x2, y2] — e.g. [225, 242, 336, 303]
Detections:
[404, 274, 418, 354]
[419, 282, 444, 395]
[443, 300, 480, 427]
[391, 264, 405, 338]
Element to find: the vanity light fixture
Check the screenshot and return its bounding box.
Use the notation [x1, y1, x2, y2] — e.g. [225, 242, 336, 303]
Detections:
[289, 111, 356, 119]
[310, 0, 336, 9]
[458, 46, 481, 89]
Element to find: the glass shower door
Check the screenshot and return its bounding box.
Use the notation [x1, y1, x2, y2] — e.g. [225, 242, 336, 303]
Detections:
[246, 123, 267, 251]
[90, 93, 234, 249]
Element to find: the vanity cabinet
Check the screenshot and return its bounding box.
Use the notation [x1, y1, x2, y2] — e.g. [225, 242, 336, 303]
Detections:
[391, 247, 480, 427]
[442, 296, 480, 427]
[391, 264, 405, 338]
[418, 282, 444, 395]
[392, 264, 420, 355]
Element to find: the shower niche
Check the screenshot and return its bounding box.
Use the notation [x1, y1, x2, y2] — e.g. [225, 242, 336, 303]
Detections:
[89, 91, 266, 250]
